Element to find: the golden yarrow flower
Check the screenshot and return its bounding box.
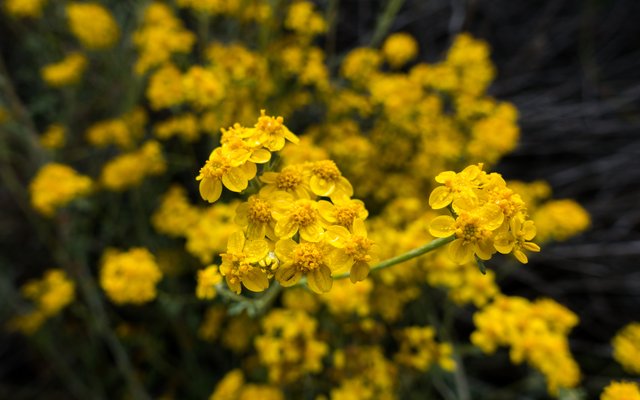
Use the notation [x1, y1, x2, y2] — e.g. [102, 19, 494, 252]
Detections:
[325, 219, 379, 282]
[196, 265, 223, 300]
[196, 147, 257, 203]
[219, 231, 270, 294]
[494, 214, 541, 263]
[272, 198, 326, 242]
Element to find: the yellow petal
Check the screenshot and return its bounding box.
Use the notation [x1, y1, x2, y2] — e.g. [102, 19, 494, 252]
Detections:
[199, 178, 222, 203]
[522, 242, 540, 252]
[317, 200, 336, 223]
[275, 239, 297, 260]
[352, 218, 367, 237]
[493, 233, 515, 254]
[435, 171, 455, 184]
[326, 248, 353, 273]
[331, 177, 354, 200]
[300, 222, 323, 242]
[244, 239, 269, 262]
[429, 186, 452, 209]
[514, 250, 528, 264]
[307, 264, 332, 293]
[521, 220, 537, 241]
[350, 261, 370, 283]
[274, 217, 298, 239]
[429, 215, 456, 238]
[227, 231, 245, 253]
[310, 175, 335, 197]
[249, 148, 271, 164]
[324, 225, 351, 248]
[242, 268, 269, 292]
[246, 222, 267, 240]
[222, 166, 249, 192]
[234, 202, 250, 226]
[449, 239, 474, 264]
[481, 204, 505, 231]
[475, 240, 495, 260]
[275, 265, 302, 286]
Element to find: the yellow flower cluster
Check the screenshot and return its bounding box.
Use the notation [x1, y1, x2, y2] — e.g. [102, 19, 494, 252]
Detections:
[320, 278, 372, 316]
[40, 52, 87, 87]
[255, 309, 328, 383]
[471, 295, 581, 395]
[285, 1, 327, 38]
[133, 2, 195, 75]
[601, 381, 640, 400]
[8, 269, 75, 334]
[153, 113, 200, 142]
[429, 164, 540, 264]
[86, 107, 147, 149]
[381, 32, 418, 69]
[29, 163, 92, 216]
[66, 2, 119, 50]
[100, 140, 166, 191]
[394, 326, 455, 372]
[4, 0, 47, 18]
[209, 369, 283, 400]
[612, 322, 640, 374]
[330, 346, 397, 400]
[196, 265, 223, 300]
[99, 248, 163, 305]
[197, 111, 378, 293]
[39, 123, 66, 149]
[533, 199, 591, 242]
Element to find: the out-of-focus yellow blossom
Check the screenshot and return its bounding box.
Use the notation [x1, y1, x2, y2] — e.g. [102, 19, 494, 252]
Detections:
[182, 66, 227, 109]
[533, 199, 591, 242]
[4, 0, 47, 18]
[221, 312, 258, 353]
[66, 3, 119, 50]
[100, 140, 166, 191]
[320, 278, 372, 316]
[285, 1, 327, 38]
[340, 47, 382, 85]
[208, 369, 284, 400]
[330, 346, 397, 400]
[185, 202, 237, 264]
[29, 163, 92, 216]
[154, 113, 200, 142]
[446, 33, 495, 96]
[133, 2, 195, 75]
[9, 269, 76, 334]
[86, 108, 147, 149]
[198, 305, 225, 341]
[471, 295, 580, 395]
[282, 286, 320, 313]
[177, 0, 272, 22]
[196, 265, 222, 300]
[395, 326, 456, 372]
[219, 231, 270, 294]
[612, 322, 640, 374]
[601, 381, 640, 400]
[0, 107, 8, 124]
[146, 64, 184, 110]
[99, 248, 162, 305]
[382, 32, 418, 68]
[40, 123, 66, 149]
[40, 52, 87, 87]
[152, 185, 201, 237]
[255, 309, 328, 383]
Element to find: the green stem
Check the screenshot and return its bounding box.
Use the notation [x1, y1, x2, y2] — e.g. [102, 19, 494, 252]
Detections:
[369, 0, 406, 48]
[333, 235, 455, 280]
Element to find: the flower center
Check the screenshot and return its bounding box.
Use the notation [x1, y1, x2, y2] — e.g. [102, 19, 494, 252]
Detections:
[334, 205, 358, 227]
[248, 197, 272, 223]
[312, 160, 340, 181]
[200, 156, 231, 179]
[276, 167, 303, 191]
[290, 202, 316, 227]
[292, 243, 323, 272]
[344, 236, 373, 262]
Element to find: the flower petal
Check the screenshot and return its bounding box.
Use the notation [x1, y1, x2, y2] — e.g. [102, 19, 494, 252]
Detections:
[199, 178, 222, 203]
[350, 261, 370, 283]
[429, 215, 456, 238]
[275, 265, 302, 286]
[307, 264, 333, 293]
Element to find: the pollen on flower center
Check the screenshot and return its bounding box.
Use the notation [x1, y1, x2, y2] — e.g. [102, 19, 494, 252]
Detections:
[248, 197, 272, 223]
[201, 158, 230, 179]
[292, 243, 323, 272]
[312, 160, 340, 181]
[276, 168, 303, 190]
[335, 206, 358, 226]
[291, 202, 316, 226]
[344, 237, 372, 262]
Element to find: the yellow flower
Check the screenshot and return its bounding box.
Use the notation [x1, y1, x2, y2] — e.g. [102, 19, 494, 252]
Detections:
[253, 110, 299, 152]
[146, 64, 184, 110]
[4, 0, 48, 18]
[274, 238, 343, 293]
[29, 163, 92, 216]
[219, 231, 270, 294]
[382, 32, 418, 69]
[272, 198, 326, 242]
[196, 147, 257, 203]
[429, 199, 504, 263]
[284, 1, 327, 37]
[235, 191, 292, 240]
[100, 141, 166, 191]
[20, 269, 75, 317]
[100, 248, 163, 305]
[260, 164, 311, 199]
[601, 381, 640, 400]
[41, 52, 87, 87]
[612, 322, 640, 374]
[182, 65, 226, 109]
[317, 197, 368, 229]
[40, 123, 66, 149]
[309, 160, 353, 199]
[196, 265, 223, 300]
[428, 164, 483, 209]
[66, 2, 119, 50]
[494, 214, 541, 263]
[395, 326, 456, 372]
[325, 219, 379, 282]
